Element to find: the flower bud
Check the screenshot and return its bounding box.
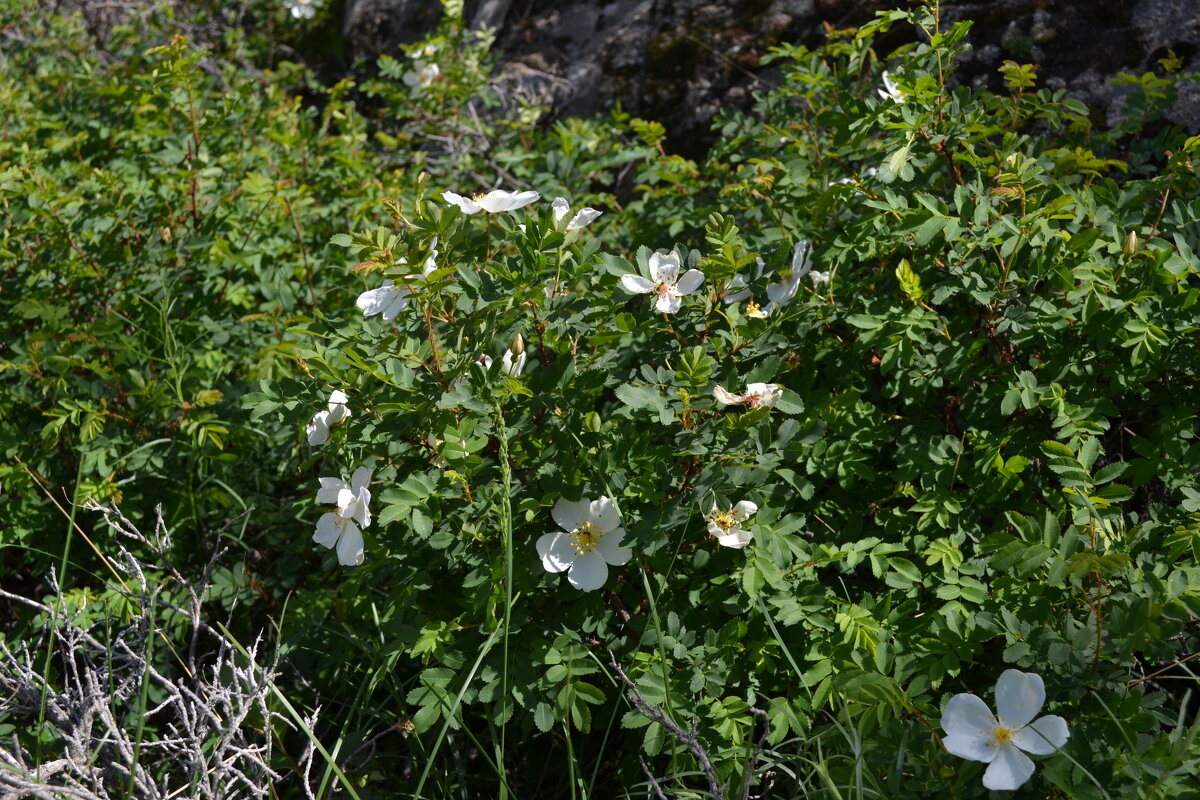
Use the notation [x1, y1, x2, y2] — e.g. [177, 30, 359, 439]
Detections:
[1123, 230, 1139, 255]
[511, 332, 525, 355]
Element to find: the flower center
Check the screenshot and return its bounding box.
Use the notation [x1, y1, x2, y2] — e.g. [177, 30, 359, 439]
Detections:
[988, 720, 1017, 747]
[653, 281, 671, 296]
[709, 510, 737, 532]
[569, 521, 602, 555]
[746, 301, 761, 315]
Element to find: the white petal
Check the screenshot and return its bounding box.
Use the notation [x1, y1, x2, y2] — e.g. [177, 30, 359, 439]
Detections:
[982, 744, 1036, 791]
[349, 486, 372, 528]
[648, 251, 680, 284]
[335, 521, 364, 566]
[502, 349, 526, 377]
[713, 385, 747, 405]
[552, 497, 591, 533]
[747, 383, 783, 408]
[443, 191, 482, 214]
[476, 190, 540, 212]
[791, 240, 812, 278]
[995, 670, 1045, 729]
[566, 552, 608, 591]
[479, 354, 494, 369]
[536, 532, 573, 573]
[316, 477, 348, 505]
[313, 513, 343, 549]
[621, 274, 654, 294]
[336, 487, 356, 510]
[942, 732, 997, 764]
[357, 282, 410, 319]
[350, 467, 373, 494]
[1014, 715, 1069, 755]
[766, 274, 801, 305]
[306, 411, 331, 446]
[566, 208, 601, 231]
[551, 196, 570, 223]
[706, 520, 725, 537]
[589, 496, 621, 532]
[654, 291, 682, 314]
[716, 529, 753, 548]
[724, 274, 751, 304]
[942, 693, 996, 739]
[598, 527, 632, 565]
[674, 269, 705, 296]
[326, 390, 350, 425]
[732, 500, 758, 521]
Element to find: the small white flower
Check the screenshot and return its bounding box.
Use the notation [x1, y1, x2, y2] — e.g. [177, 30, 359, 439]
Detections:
[712, 382, 783, 409]
[551, 197, 602, 231]
[878, 70, 906, 104]
[356, 242, 439, 320]
[941, 669, 1070, 792]
[306, 389, 351, 446]
[478, 354, 494, 369]
[809, 270, 831, 286]
[763, 240, 811, 311]
[403, 61, 440, 93]
[443, 189, 541, 214]
[283, 0, 317, 19]
[706, 500, 757, 548]
[620, 251, 704, 314]
[501, 349, 526, 377]
[536, 496, 632, 591]
[744, 301, 771, 319]
[314, 466, 372, 566]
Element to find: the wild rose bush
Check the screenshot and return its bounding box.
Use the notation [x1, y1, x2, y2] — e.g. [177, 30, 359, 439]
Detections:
[243, 5, 1200, 796]
[4, 0, 1200, 797]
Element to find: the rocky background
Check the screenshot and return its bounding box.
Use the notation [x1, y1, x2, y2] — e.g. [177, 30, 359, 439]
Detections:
[344, 0, 1200, 157]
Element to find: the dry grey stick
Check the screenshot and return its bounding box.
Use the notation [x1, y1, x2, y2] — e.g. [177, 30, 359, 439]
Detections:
[608, 651, 723, 799]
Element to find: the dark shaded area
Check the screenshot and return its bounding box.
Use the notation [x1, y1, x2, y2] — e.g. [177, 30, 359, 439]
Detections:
[342, 0, 1200, 158]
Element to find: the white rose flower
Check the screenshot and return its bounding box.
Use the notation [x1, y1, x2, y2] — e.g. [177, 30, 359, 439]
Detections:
[306, 389, 351, 446]
[313, 466, 372, 566]
[620, 251, 705, 314]
[706, 500, 757, 548]
[403, 61, 440, 93]
[941, 669, 1070, 791]
[443, 189, 540, 214]
[712, 382, 783, 409]
[356, 240, 439, 320]
[763, 240, 812, 312]
[283, 0, 317, 19]
[551, 196, 602, 231]
[536, 496, 632, 591]
[501, 349, 526, 377]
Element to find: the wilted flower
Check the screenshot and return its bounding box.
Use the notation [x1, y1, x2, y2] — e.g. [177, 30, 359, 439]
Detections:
[551, 197, 602, 231]
[878, 70, 906, 104]
[443, 189, 540, 214]
[306, 389, 351, 446]
[403, 61, 440, 93]
[283, 0, 317, 19]
[706, 500, 757, 548]
[941, 669, 1070, 791]
[314, 466, 372, 566]
[620, 251, 704, 314]
[536, 496, 632, 591]
[356, 241, 439, 320]
[713, 382, 783, 409]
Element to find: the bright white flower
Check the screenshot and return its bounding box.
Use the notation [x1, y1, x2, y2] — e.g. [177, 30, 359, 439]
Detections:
[941, 669, 1070, 791]
[501, 349, 526, 377]
[443, 189, 540, 214]
[551, 197, 602, 231]
[403, 61, 440, 93]
[744, 301, 771, 319]
[356, 241, 439, 320]
[283, 0, 317, 19]
[706, 500, 757, 548]
[306, 389, 351, 446]
[878, 70, 906, 104]
[314, 466, 372, 566]
[478, 354, 494, 369]
[809, 270, 831, 286]
[620, 251, 704, 314]
[712, 382, 783, 409]
[536, 496, 632, 591]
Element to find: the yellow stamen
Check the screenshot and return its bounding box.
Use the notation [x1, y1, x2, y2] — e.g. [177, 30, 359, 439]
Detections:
[569, 521, 601, 555]
[709, 510, 737, 532]
[746, 301, 761, 315]
[988, 720, 1016, 747]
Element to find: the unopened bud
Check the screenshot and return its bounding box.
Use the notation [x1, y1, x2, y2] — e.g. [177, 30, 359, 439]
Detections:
[511, 333, 525, 355]
[1123, 230, 1139, 256]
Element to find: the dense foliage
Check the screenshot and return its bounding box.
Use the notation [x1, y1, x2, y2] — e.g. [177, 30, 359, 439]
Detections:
[3, 0, 1200, 797]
